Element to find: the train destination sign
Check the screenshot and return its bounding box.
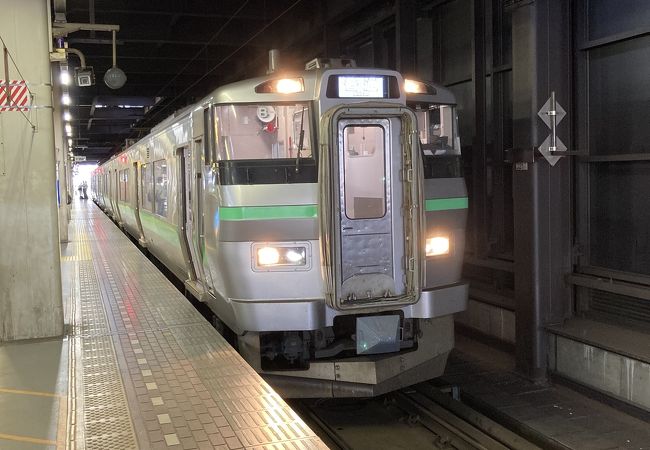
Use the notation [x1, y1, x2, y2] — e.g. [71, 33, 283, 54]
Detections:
[338, 75, 385, 98]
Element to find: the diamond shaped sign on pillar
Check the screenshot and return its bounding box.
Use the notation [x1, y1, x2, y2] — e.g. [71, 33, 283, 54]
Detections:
[538, 134, 566, 166]
[538, 97, 566, 128]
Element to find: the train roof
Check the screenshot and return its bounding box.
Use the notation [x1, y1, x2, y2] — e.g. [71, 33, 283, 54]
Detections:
[116, 61, 458, 162]
[202, 66, 406, 105]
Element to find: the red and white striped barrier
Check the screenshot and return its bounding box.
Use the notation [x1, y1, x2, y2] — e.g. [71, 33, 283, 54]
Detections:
[0, 80, 30, 112]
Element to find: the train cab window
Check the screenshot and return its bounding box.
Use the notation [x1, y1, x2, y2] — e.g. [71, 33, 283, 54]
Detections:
[153, 160, 168, 217]
[343, 125, 386, 219]
[142, 164, 153, 211]
[415, 104, 459, 154]
[413, 104, 463, 179]
[213, 103, 312, 160]
[119, 169, 129, 202]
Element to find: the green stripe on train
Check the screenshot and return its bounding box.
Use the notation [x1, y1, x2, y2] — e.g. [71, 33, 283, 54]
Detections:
[219, 198, 467, 221]
[139, 209, 181, 246]
[220, 205, 318, 221]
[424, 197, 468, 211]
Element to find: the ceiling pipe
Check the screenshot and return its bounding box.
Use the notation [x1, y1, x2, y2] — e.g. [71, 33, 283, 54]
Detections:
[267, 49, 280, 74]
[52, 22, 119, 38]
[53, 0, 66, 14]
[66, 48, 87, 68]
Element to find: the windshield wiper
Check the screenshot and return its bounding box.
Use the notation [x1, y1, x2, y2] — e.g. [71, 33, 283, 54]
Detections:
[295, 106, 305, 173]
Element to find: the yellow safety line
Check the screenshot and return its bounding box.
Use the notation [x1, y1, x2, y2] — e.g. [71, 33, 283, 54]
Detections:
[0, 387, 64, 398]
[0, 432, 56, 446]
[56, 385, 68, 450]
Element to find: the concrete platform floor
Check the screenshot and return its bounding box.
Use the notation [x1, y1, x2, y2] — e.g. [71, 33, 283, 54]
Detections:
[0, 339, 67, 449]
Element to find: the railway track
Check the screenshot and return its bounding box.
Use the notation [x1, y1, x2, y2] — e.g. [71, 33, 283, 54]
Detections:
[292, 383, 542, 450]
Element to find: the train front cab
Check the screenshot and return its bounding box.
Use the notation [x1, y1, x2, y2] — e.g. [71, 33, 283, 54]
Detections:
[408, 84, 468, 326]
[227, 69, 468, 397]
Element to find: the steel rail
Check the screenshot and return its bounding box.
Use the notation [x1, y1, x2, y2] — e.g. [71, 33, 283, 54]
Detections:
[414, 384, 545, 450]
[392, 391, 513, 450]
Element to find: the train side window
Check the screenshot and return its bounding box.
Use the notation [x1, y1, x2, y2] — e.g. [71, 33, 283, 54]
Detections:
[141, 164, 153, 211]
[153, 159, 168, 217]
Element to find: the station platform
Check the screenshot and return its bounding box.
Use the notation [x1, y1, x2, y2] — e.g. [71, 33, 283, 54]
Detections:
[0, 199, 325, 450]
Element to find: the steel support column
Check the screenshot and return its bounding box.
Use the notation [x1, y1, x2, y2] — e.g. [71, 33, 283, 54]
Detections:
[472, 0, 489, 257]
[396, 0, 417, 75]
[511, 0, 572, 378]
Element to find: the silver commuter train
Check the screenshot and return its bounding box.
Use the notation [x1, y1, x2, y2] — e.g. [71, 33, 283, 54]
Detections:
[92, 58, 468, 397]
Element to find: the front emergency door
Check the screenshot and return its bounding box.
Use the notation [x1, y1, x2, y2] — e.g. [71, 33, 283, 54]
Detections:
[337, 117, 406, 304]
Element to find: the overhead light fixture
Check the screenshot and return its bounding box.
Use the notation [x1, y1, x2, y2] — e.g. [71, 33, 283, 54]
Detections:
[62, 94, 71, 105]
[67, 138, 73, 146]
[64, 111, 71, 122]
[65, 124, 72, 135]
[104, 30, 127, 89]
[60, 71, 71, 85]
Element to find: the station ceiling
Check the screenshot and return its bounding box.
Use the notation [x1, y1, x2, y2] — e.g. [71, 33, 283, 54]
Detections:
[62, 0, 333, 163]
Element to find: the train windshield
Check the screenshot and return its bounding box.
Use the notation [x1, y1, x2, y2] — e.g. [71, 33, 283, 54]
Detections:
[413, 104, 460, 157]
[213, 103, 312, 160]
[412, 103, 463, 179]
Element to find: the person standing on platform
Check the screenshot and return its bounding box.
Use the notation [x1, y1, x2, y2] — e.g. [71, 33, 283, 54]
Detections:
[80, 181, 88, 199]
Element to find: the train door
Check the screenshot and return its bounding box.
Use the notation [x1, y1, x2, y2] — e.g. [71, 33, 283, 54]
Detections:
[196, 109, 214, 292]
[133, 162, 146, 243]
[113, 169, 122, 224]
[323, 107, 422, 310]
[111, 169, 117, 217]
[177, 146, 207, 292]
[107, 171, 114, 215]
[194, 136, 213, 292]
[103, 173, 108, 210]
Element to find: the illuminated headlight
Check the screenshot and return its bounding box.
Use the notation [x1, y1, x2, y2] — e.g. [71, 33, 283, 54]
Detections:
[276, 78, 304, 94]
[255, 77, 304, 94]
[257, 247, 280, 265]
[255, 244, 307, 268]
[404, 78, 436, 95]
[425, 235, 450, 257]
